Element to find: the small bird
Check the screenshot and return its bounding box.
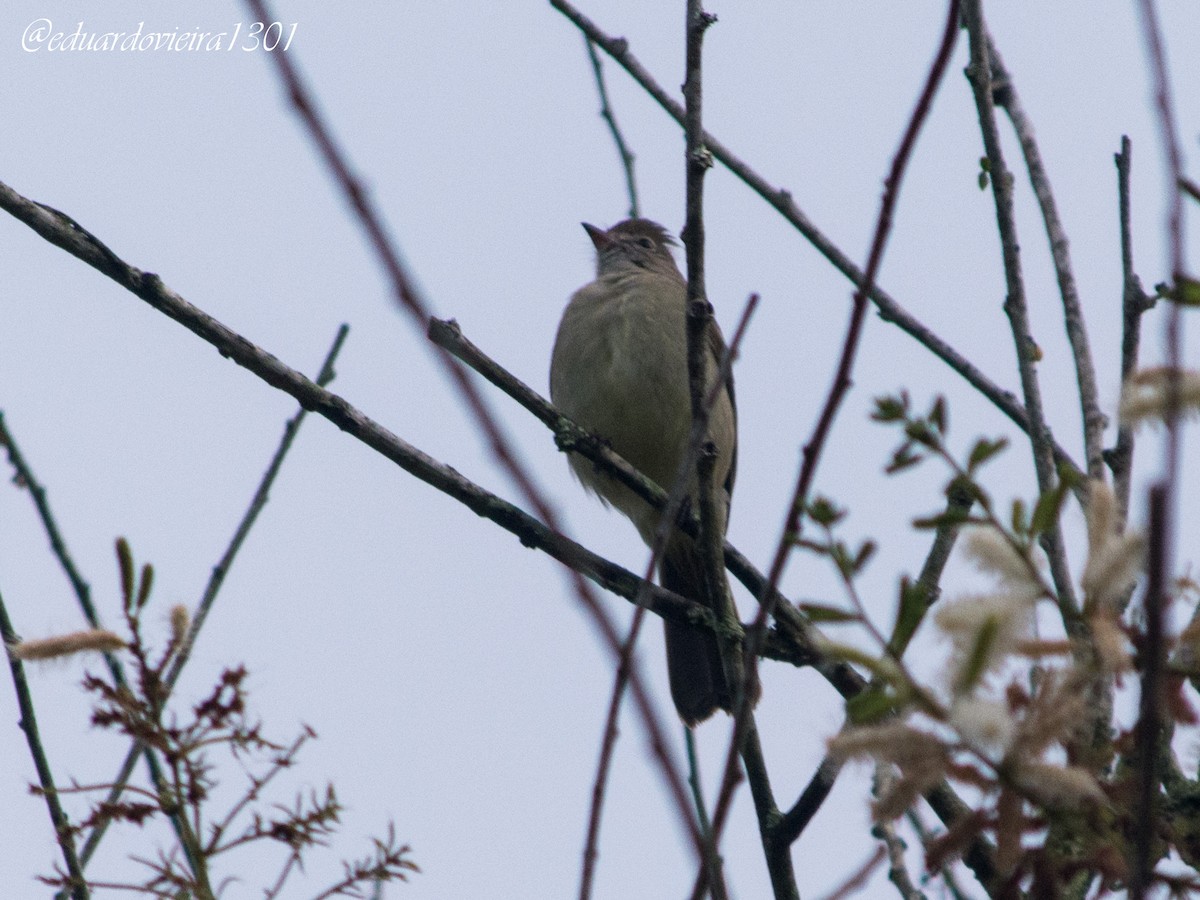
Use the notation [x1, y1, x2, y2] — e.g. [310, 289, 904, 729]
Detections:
[550, 218, 737, 725]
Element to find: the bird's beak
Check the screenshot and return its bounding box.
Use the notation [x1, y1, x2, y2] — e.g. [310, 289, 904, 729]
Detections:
[582, 222, 611, 251]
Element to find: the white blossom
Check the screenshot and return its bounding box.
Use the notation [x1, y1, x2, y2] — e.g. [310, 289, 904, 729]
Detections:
[1119, 367, 1200, 427]
[935, 590, 1037, 694]
[949, 696, 1015, 757]
[963, 527, 1043, 597]
[1081, 480, 1144, 611]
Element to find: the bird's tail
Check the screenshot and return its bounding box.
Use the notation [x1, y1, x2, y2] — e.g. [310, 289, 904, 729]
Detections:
[660, 539, 734, 726]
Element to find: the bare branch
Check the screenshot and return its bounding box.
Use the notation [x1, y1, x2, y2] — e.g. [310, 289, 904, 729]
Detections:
[0, 413, 203, 879]
[0, 415, 96, 628]
[873, 766, 927, 900]
[777, 754, 845, 848]
[583, 37, 640, 218]
[547, 0, 1086, 492]
[1106, 137, 1154, 524]
[1126, 8, 1188, 890]
[679, 7, 782, 899]
[0, 591, 88, 900]
[962, 3, 1079, 622]
[987, 35, 1106, 483]
[1131, 485, 1170, 898]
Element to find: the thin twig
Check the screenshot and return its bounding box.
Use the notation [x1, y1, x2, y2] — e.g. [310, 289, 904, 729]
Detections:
[547, 0, 1086, 495]
[0, 415, 98, 628]
[681, 0, 720, 637]
[1106, 137, 1153, 525]
[1131, 485, 1169, 898]
[175, 324, 347, 691]
[0, 414, 201, 881]
[819, 848, 887, 900]
[905, 809, 972, 900]
[776, 483, 973, 848]
[1128, 4, 1187, 886]
[0, 591, 89, 900]
[777, 754, 845, 847]
[704, 7, 963, 895]
[578, 654, 621, 900]
[583, 37, 639, 218]
[962, 2, 1079, 623]
[684, 727, 716, 851]
[0, 414, 135, 695]
[680, 7, 777, 899]
[986, 35, 1106, 484]
[76, 326, 349, 868]
[1134, 0, 1186, 293]
[872, 766, 927, 900]
[578, 295, 756, 900]
[888, 480, 974, 658]
[681, 3, 743, 729]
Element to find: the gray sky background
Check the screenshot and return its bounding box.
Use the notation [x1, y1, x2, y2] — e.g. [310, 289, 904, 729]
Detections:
[2, 2, 1198, 898]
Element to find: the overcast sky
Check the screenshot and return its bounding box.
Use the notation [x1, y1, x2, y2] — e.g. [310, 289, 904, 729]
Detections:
[2, 2, 1198, 898]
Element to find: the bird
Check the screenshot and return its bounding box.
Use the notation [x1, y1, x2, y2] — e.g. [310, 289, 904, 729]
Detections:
[550, 218, 737, 725]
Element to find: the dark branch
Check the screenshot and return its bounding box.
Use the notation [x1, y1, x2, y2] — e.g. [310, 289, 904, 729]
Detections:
[0, 591, 88, 900]
[547, 0, 1086, 495]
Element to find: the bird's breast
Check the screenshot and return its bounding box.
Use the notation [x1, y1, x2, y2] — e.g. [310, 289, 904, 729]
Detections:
[551, 275, 692, 493]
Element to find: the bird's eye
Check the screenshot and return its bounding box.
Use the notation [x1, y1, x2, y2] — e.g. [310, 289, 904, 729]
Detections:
[636, 238, 654, 249]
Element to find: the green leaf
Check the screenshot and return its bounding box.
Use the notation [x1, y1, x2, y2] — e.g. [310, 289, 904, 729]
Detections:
[954, 615, 999, 695]
[1010, 497, 1028, 535]
[871, 394, 907, 422]
[904, 419, 937, 448]
[966, 436, 1008, 473]
[799, 603, 861, 624]
[831, 541, 854, 578]
[137, 564, 155, 610]
[807, 496, 845, 527]
[1029, 481, 1069, 536]
[1058, 460, 1085, 492]
[1172, 276, 1200, 307]
[948, 474, 992, 514]
[885, 445, 924, 474]
[888, 577, 929, 655]
[846, 685, 899, 724]
[854, 540, 877, 574]
[929, 395, 948, 436]
[912, 507, 976, 530]
[116, 537, 134, 611]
